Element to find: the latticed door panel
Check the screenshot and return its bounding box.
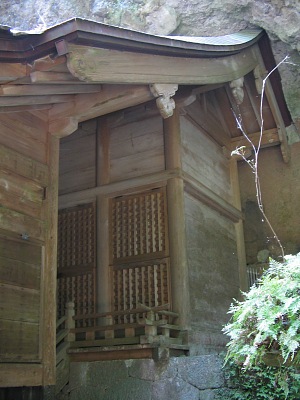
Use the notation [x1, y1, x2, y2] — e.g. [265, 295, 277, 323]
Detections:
[57, 203, 96, 326]
[110, 188, 169, 263]
[110, 188, 171, 320]
[112, 260, 170, 324]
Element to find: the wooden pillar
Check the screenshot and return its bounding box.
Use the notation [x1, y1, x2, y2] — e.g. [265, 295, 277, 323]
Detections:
[230, 158, 248, 293]
[96, 117, 111, 314]
[42, 134, 59, 385]
[164, 108, 190, 329]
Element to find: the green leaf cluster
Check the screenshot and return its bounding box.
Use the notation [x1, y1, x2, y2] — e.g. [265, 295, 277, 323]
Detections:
[222, 254, 300, 397]
[224, 253, 300, 368]
[217, 359, 300, 400]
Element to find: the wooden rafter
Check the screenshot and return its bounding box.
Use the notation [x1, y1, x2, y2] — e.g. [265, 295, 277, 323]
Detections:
[229, 128, 280, 152]
[0, 84, 103, 96]
[66, 44, 258, 85]
[253, 45, 290, 162]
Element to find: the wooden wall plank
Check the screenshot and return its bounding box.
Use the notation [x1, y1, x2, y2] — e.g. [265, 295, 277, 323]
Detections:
[0, 320, 40, 362]
[109, 115, 164, 182]
[0, 365, 43, 387]
[59, 121, 97, 195]
[0, 257, 40, 290]
[0, 208, 44, 241]
[0, 144, 48, 186]
[0, 169, 44, 218]
[0, 114, 47, 163]
[180, 115, 233, 204]
[0, 283, 40, 322]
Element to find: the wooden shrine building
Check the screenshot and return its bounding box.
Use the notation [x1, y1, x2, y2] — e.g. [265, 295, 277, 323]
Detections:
[0, 19, 292, 389]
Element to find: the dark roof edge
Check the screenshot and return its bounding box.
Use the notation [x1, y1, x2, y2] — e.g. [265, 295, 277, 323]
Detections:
[0, 17, 264, 63]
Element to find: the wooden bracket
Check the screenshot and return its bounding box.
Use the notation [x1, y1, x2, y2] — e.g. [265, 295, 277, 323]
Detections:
[230, 77, 244, 105]
[150, 83, 178, 118]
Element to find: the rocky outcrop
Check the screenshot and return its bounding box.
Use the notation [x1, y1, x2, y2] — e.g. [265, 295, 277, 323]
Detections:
[0, 0, 299, 127]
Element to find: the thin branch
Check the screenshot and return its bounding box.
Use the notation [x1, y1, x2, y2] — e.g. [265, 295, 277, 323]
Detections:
[231, 56, 289, 261]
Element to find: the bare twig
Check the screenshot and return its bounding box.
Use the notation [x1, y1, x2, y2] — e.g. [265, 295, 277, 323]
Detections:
[231, 56, 289, 260]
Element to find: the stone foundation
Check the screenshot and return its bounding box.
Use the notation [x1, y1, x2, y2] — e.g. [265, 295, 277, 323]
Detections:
[68, 355, 231, 400]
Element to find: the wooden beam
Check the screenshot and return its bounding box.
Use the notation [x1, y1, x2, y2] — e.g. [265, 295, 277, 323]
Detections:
[230, 159, 248, 293]
[49, 84, 154, 132]
[67, 44, 258, 85]
[183, 171, 242, 223]
[58, 169, 178, 209]
[230, 128, 280, 152]
[0, 105, 51, 113]
[30, 55, 67, 72]
[253, 45, 290, 163]
[49, 116, 78, 138]
[30, 71, 79, 84]
[0, 83, 103, 96]
[163, 109, 190, 329]
[42, 134, 59, 385]
[0, 364, 43, 387]
[0, 63, 27, 83]
[0, 94, 74, 107]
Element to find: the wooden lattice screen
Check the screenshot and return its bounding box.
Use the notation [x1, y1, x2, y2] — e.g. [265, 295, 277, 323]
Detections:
[57, 203, 96, 325]
[110, 188, 170, 322]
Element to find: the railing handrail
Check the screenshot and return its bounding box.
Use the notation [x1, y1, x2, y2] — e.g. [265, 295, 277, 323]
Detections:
[73, 303, 175, 320]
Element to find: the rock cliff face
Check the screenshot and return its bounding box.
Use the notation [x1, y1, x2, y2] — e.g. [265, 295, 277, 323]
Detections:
[0, 0, 299, 128]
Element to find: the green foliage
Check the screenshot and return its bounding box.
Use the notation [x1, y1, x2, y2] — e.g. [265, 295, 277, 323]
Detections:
[217, 359, 300, 400]
[224, 253, 300, 368]
[222, 253, 300, 398]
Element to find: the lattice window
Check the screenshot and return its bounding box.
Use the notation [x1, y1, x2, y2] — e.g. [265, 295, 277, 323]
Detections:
[110, 188, 168, 263]
[110, 188, 171, 321]
[112, 260, 170, 324]
[57, 203, 96, 325]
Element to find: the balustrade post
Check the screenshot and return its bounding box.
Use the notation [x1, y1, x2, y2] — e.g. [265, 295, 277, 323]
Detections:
[66, 302, 75, 342]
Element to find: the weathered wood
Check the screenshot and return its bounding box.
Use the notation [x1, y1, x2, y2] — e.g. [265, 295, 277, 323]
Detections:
[0, 113, 48, 163]
[0, 105, 51, 113]
[30, 71, 79, 83]
[183, 98, 231, 147]
[180, 115, 233, 203]
[58, 169, 176, 209]
[0, 364, 43, 387]
[0, 207, 45, 241]
[41, 134, 59, 385]
[49, 84, 154, 124]
[0, 319, 40, 362]
[59, 123, 96, 194]
[70, 337, 140, 348]
[230, 159, 248, 292]
[68, 347, 153, 362]
[0, 83, 102, 96]
[0, 144, 48, 186]
[67, 44, 258, 85]
[0, 63, 27, 83]
[163, 110, 189, 328]
[0, 169, 44, 218]
[49, 116, 78, 138]
[230, 128, 280, 151]
[0, 94, 74, 107]
[253, 45, 290, 163]
[0, 283, 40, 322]
[97, 196, 110, 314]
[183, 171, 242, 223]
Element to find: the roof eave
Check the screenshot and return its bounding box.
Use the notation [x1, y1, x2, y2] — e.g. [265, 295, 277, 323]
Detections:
[0, 17, 264, 63]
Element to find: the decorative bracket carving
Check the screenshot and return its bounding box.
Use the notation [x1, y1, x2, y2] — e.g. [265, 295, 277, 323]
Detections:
[150, 83, 178, 119]
[229, 77, 244, 105]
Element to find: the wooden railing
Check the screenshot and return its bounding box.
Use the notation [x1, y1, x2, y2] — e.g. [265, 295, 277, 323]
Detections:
[68, 303, 184, 348]
[247, 264, 266, 288]
[55, 302, 75, 396]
